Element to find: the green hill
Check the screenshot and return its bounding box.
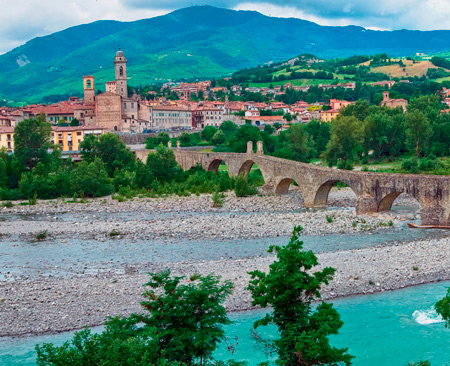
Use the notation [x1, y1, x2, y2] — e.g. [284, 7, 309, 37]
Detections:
[4, 6, 450, 103]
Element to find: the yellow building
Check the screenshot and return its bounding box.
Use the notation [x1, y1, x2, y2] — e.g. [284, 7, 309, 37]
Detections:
[51, 126, 106, 152]
[0, 127, 14, 152]
[320, 109, 339, 123]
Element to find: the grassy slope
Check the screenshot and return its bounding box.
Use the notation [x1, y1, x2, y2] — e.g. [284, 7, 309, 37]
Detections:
[370, 60, 439, 78]
[5, 6, 450, 103]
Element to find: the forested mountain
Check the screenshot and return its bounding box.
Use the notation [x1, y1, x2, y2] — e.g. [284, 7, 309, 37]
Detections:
[3, 5, 450, 103]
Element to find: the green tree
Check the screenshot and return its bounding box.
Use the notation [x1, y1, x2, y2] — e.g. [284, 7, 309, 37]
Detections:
[178, 131, 191, 146]
[70, 118, 80, 126]
[219, 121, 238, 138]
[14, 115, 52, 170]
[70, 158, 114, 197]
[80, 133, 135, 177]
[264, 124, 275, 135]
[202, 126, 218, 141]
[211, 130, 226, 145]
[146, 144, 182, 183]
[325, 116, 364, 168]
[157, 131, 170, 146]
[139, 270, 233, 365]
[274, 124, 311, 162]
[228, 125, 261, 153]
[405, 110, 432, 158]
[248, 226, 353, 366]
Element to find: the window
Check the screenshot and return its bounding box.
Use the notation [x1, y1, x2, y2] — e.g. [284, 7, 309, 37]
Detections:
[119, 66, 124, 77]
[58, 140, 63, 146]
[86, 80, 91, 88]
[131, 103, 134, 108]
[123, 103, 126, 109]
[7, 134, 11, 141]
[77, 132, 82, 136]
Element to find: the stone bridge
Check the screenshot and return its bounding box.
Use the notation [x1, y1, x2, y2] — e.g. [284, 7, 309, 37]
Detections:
[136, 141, 450, 225]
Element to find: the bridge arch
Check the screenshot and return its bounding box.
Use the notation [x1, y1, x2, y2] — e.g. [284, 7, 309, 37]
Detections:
[207, 159, 229, 175]
[378, 191, 421, 214]
[378, 192, 402, 212]
[313, 179, 359, 207]
[238, 159, 256, 177]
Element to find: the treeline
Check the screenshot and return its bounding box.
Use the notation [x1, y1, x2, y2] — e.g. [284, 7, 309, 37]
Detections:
[148, 121, 330, 164]
[323, 95, 450, 171]
[0, 116, 260, 202]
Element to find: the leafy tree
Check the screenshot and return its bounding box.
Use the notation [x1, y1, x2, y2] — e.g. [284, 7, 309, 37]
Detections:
[264, 124, 275, 135]
[234, 174, 258, 197]
[36, 271, 234, 366]
[178, 131, 191, 146]
[70, 158, 114, 197]
[219, 121, 238, 138]
[211, 130, 226, 145]
[70, 118, 80, 126]
[139, 270, 233, 365]
[248, 226, 353, 366]
[405, 110, 432, 158]
[228, 125, 261, 153]
[146, 144, 183, 183]
[274, 124, 311, 162]
[202, 126, 218, 141]
[14, 115, 52, 170]
[303, 120, 330, 157]
[80, 133, 135, 177]
[157, 131, 170, 146]
[325, 116, 364, 168]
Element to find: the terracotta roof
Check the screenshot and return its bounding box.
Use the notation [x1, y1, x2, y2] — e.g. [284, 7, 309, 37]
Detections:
[51, 126, 107, 132]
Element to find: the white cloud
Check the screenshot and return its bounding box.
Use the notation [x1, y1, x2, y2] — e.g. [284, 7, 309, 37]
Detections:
[3, 0, 450, 55]
[0, 0, 169, 54]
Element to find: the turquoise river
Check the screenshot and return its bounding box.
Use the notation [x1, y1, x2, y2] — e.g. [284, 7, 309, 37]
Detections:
[1, 281, 450, 366]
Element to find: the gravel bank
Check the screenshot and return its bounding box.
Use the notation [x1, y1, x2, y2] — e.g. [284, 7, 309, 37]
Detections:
[0, 188, 432, 337]
[1, 234, 450, 337]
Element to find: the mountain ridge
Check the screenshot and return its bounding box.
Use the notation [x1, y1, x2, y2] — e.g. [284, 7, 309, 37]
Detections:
[3, 5, 450, 103]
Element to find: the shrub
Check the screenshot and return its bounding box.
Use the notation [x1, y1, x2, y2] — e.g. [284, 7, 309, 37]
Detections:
[212, 191, 225, 207]
[36, 230, 48, 241]
[234, 174, 257, 197]
[2, 201, 13, 208]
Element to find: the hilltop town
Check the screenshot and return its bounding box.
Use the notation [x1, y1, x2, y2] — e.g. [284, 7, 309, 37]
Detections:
[2, 49, 450, 157]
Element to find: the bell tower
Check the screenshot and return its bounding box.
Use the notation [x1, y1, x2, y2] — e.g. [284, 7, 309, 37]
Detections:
[114, 48, 128, 98]
[83, 75, 95, 105]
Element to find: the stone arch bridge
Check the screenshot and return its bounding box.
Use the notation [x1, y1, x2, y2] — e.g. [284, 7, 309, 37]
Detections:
[136, 141, 450, 225]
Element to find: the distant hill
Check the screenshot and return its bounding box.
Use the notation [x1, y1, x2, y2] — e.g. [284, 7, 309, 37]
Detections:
[4, 6, 450, 103]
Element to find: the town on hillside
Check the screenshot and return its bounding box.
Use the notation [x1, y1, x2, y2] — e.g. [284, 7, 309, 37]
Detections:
[1, 49, 450, 156]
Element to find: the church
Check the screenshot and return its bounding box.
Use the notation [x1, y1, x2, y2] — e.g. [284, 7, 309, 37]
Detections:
[80, 49, 151, 132]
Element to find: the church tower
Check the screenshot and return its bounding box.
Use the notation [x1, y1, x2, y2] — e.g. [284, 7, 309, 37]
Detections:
[114, 48, 128, 98]
[83, 75, 95, 106]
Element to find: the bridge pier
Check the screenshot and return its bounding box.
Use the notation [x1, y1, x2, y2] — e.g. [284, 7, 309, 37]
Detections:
[355, 195, 379, 215]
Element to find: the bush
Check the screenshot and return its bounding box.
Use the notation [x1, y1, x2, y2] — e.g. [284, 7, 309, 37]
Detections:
[212, 191, 225, 207]
[234, 174, 258, 197]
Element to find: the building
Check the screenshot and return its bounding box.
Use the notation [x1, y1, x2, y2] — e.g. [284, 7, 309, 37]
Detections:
[51, 126, 106, 152]
[151, 105, 192, 129]
[93, 49, 151, 132]
[0, 127, 14, 152]
[320, 109, 339, 123]
[192, 106, 223, 128]
[380, 92, 408, 111]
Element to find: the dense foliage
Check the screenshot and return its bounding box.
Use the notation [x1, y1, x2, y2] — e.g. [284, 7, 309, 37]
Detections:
[0, 126, 261, 201]
[248, 226, 353, 366]
[36, 271, 234, 366]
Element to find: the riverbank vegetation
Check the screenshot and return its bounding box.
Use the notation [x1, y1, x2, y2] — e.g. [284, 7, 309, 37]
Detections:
[0, 116, 260, 202]
[35, 228, 350, 366]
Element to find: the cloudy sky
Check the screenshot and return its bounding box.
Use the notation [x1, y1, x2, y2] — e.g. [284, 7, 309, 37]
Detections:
[2, 0, 450, 54]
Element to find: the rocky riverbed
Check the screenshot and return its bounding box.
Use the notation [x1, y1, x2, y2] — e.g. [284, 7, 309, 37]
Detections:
[2, 188, 447, 338]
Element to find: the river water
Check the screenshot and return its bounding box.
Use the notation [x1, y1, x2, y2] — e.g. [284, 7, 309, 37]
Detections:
[2, 203, 450, 365]
[1, 281, 450, 365]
